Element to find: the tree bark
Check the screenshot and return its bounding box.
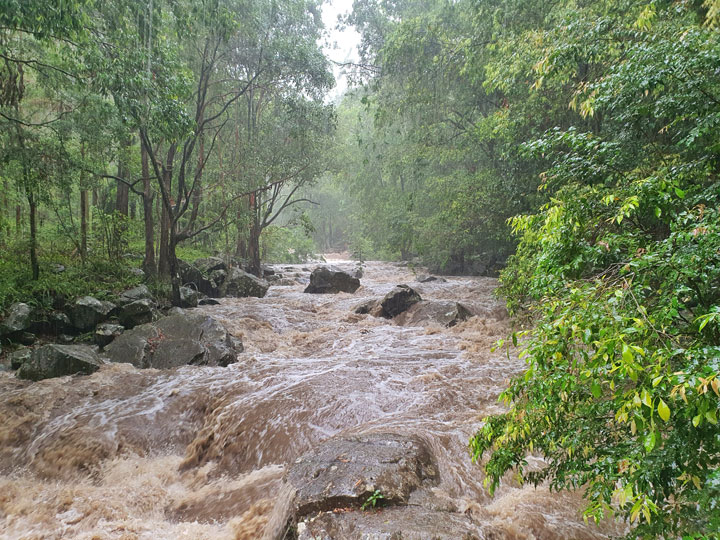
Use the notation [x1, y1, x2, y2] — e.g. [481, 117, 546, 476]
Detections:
[158, 165, 172, 278]
[80, 189, 88, 260]
[141, 141, 156, 276]
[28, 191, 38, 280]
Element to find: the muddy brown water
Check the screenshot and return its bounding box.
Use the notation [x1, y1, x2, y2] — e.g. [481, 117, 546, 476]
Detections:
[0, 259, 617, 539]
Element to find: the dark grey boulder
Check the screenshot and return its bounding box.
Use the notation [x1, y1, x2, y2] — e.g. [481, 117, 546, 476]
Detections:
[117, 298, 155, 329]
[198, 298, 221, 306]
[117, 284, 153, 306]
[9, 347, 32, 370]
[18, 332, 36, 345]
[0, 303, 34, 336]
[193, 257, 227, 274]
[380, 285, 421, 318]
[68, 296, 116, 332]
[297, 507, 482, 540]
[95, 323, 125, 349]
[179, 259, 226, 297]
[16, 344, 104, 381]
[220, 267, 269, 298]
[354, 299, 380, 315]
[395, 301, 473, 328]
[287, 433, 438, 518]
[179, 286, 200, 308]
[261, 264, 275, 276]
[304, 266, 360, 294]
[105, 312, 240, 369]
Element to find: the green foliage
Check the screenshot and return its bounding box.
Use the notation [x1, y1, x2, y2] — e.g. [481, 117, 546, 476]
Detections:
[361, 489, 385, 511]
[261, 224, 317, 264]
[472, 4, 720, 538]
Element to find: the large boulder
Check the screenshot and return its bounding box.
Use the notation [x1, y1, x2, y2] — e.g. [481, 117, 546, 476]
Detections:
[178, 258, 228, 297]
[0, 303, 34, 336]
[380, 285, 421, 318]
[116, 284, 153, 306]
[105, 312, 240, 369]
[67, 296, 116, 332]
[395, 301, 473, 328]
[117, 298, 155, 329]
[193, 257, 227, 274]
[304, 266, 360, 294]
[287, 433, 438, 518]
[220, 268, 268, 298]
[9, 347, 32, 370]
[16, 344, 104, 381]
[297, 507, 482, 540]
[179, 286, 200, 308]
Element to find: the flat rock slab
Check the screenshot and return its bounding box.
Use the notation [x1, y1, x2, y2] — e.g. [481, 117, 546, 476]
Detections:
[105, 312, 240, 369]
[287, 433, 438, 518]
[395, 301, 473, 328]
[16, 344, 104, 381]
[297, 507, 482, 540]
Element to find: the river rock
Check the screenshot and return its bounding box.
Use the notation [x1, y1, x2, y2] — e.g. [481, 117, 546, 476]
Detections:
[68, 296, 116, 332]
[105, 312, 240, 369]
[117, 285, 153, 306]
[193, 257, 227, 274]
[9, 347, 32, 370]
[198, 297, 221, 306]
[304, 266, 361, 294]
[297, 507, 482, 540]
[220, 267, 269, 298]
[95, 323, 125, 349]
[395, 301, 473, 328]
[179, 286, 200, 308]
[0, 303, 34, 336]
[287, 433, 438, 518]
[117, 298, 156, 329]
[380, 285, 421, 318]
[16, 344, 104, 381]
[416, 274, 447, 283]
[261, 264, 275, 276]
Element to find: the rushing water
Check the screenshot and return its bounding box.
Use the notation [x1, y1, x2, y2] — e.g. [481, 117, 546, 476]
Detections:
[0, 258, 617, 539]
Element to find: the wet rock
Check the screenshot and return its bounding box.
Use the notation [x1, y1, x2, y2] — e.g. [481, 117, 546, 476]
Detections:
[380, 285, 421, 318]
[117, 298, 155, 329]
[261, 264, 275, 276]
[395, 301, 473, 328]
[297, 507, 482, 540]
[198, 297, 221, 306]
[105, 312, 240, 369]
[67, 296, 116, 332]
[276, 278, 299, 286]
[193, 256, 227, 274]
[167, 307, 186, 316]
[95, 323, 125, 349]
[287, 433, 438, 518]
[58, 334, 75, 344]
[16, 344, 104, 381]
[179, 286, 200, 308]
[117, 284, 153, 306]
[0, 303, 34, 336]
[18, 332, 36, 345]
[304, 266, 360, 294]
[265, 274, 281, 283]
[416, 274, 447, 283]
[9, 347, 32, 370]
[353, 266, 364, 279]
[46, 311, 72, 334]
[353, 299, 380, 315]
[220, 267, 269, 298]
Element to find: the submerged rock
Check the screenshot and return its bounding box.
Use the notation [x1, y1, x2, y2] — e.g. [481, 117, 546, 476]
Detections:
[416, 274, 447, 283]
[304, 266, 360, 294]
[380, 285, 421, 318]
[287, 432, 438, 518]
[68, 296, 116, 332]
[395, 301, 473, 328]
[105, 312, 240, 369]
[16, 344, 104, 381]
[220, 267, 269, 298]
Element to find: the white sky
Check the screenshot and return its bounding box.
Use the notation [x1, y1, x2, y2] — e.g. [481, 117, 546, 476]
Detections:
[320, 0, 361, 101]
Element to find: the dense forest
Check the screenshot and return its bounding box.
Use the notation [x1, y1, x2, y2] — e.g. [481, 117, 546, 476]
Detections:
[2, 0, 720, 538]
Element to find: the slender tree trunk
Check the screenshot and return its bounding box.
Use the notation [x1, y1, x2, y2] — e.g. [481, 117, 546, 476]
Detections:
[115, 139, 131, 216]
[80, 189, 88, 261]
[158, 168, 172, 278]
[28, 191, 38, 280]
[141, 142, 156, 276]
[15, 204, 21, 238]
[248, 193, 261, 275]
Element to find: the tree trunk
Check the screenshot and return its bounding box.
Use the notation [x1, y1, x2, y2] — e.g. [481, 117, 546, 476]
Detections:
[80, 189, 88, 261]
[28, 191, 39, 280]
[115, 140, 131, 216]
[248, 193, 261, 275]
[158, 168, 172, 278]
[141, 142, 156, 276]
[15, 204, 21, 237]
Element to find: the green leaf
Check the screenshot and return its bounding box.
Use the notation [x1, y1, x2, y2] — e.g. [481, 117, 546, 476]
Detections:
[591, 381, 602, 398]
[657, 399, 670, 422]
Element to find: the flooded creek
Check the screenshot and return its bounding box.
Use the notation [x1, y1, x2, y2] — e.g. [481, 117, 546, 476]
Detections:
[0, 259, 616, 539]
